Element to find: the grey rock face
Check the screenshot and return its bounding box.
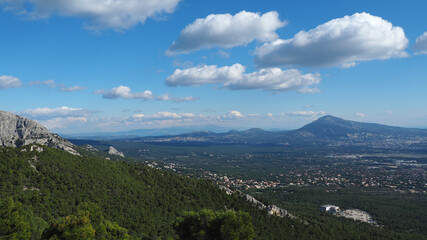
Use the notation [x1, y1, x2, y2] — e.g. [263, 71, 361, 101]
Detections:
[105, 146, 125, 157]
[218, 185, 296, 219]
[84, 144, 99, 152]
[0, 110, 79, 155]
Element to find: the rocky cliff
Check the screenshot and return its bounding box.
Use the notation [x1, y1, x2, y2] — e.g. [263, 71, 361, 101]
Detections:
[105, 146, 125, 157]
[0, 110, 78, 155]
[218, 185, 297, 219]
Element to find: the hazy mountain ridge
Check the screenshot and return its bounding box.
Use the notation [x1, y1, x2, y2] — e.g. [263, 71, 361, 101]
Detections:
[130, 115, 427, 149]
[0, 110, 78, 155]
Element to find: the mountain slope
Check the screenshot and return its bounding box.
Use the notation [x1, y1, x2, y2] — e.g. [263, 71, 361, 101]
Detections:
[284, 115, 427, 148]
[0, 110, 78, 155]
[130, 115, 427, 149]
[0, 146, 407, 239]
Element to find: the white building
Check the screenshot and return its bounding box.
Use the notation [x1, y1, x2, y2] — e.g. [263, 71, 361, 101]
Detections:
[320, 204, 340, 213]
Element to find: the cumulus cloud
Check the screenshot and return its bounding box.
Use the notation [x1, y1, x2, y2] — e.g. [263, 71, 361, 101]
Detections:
[102, 86, 153, 100]
[1, 0, 181, 30]
[413, 32, 427, 55]
[255, 12, 408, 68]
[355, 113, 365, 117]
[166, 64, 320, 93]
[285, 111, 326, 117]
[223, 68, 321, 92]
[166, 64, 245, 86]
[22, 106, 96, 120]
[222, 110, 243, 119]
[167, 11, 286, 54]
[0, 75, 22, 89]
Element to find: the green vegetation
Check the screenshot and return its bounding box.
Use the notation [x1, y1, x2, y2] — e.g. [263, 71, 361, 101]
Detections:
[0, 197, 32, 240]
[249, 187, 427, 237]
[1, 145, 425, 239]
[42, 202, 130, 240]
[175, 209, 254, 240]
[0, 146, 300, 239]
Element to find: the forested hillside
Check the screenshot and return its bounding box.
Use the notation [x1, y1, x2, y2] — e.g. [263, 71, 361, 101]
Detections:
[0, 145, 419, 239]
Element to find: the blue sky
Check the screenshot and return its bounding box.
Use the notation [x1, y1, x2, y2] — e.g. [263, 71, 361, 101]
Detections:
[0, 0, 426, 133]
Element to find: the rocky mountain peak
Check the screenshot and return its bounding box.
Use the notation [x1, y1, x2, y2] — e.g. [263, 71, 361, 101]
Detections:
[0, 110, 79, 155]
[105, 146, 125, 157]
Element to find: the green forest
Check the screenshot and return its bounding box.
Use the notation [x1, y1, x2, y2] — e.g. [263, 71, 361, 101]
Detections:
[0, 145, 424, 239]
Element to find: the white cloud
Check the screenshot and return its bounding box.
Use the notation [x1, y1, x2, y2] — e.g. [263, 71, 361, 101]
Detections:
[223, 68, 321, 92]
[132, 114, 145, 118]
[29, 79, 86, 92]
[150, 112, 195, 119]
[167, 11, 286, 54]
[0, 75, 22, 89]
[285, 111, 326, 117]
[172, 96, 198, 103]
[40, 117, 87, 129]
[172, 59, 194, 68]
[22, 106, 95, 119]
[413, 32, 427, 55]
[222, 110, 243, 119]
[156, 93, 171, 101]
[255, 12, 408, 68]
[355, 112, 365, 117]
[29, 79, 56, 87]
[1, 0, 181, 30]
[166, 64, 246, 86]
[60, 86, 87, 92]
[156, 93, 199, 103]
[166, 64, 320, 93]
[297, 87, 321, 94]
[103, 86, 153, 100]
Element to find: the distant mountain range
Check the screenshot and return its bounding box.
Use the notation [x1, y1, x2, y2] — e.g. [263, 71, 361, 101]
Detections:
[129, 115, 427, 149]
[61, 125, 237, 140]
[2, 109, 427, 150]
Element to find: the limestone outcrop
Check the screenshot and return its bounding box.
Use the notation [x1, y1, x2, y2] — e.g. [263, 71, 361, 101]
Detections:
[105, 146, 125, 157]
[0, 110, 79, 155]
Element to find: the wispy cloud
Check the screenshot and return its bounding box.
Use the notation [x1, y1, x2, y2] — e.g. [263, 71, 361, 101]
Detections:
[29, 79, 56, 87]
[59, 86, 87, 92]
[97, 86, 198, 102]
[156, 93, 199, 103]
[285, 111, 326, 117]
[29, 79, 86, 92]
[22, 106, 97, 120]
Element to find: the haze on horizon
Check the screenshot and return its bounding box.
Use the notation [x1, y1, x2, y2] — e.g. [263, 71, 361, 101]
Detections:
[0, 0, 426, 134]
